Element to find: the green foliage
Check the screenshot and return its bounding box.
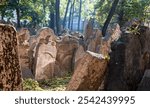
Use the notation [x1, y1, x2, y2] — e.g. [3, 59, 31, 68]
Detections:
[0, 0, 51, 26]
[81, 0, 97, 19]
[95, 0, 150, 26]
[123, 0, 150, 22]
[23, 78, 43, 91]
[0, 0, 98, 28]
[95, 0, 113, 26]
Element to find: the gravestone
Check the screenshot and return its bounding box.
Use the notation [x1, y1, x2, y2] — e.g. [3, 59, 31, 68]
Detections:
[0, 24, 22, 90]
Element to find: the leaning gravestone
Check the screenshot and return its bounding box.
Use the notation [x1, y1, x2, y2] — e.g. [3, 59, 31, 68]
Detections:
[0, 24, 22, 91]
[66, 51, 108, 91]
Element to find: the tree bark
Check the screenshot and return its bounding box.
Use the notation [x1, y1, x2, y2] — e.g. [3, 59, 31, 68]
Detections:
[42, 0, 46, 26]
[102, 0, 120, 36]
[63, 0, 71, 29]
[78, 0, 82, 31]
[68, 0, 75, 29]
[49, 12, 55, 31]
[1, 11, 5, 20]
[71, 3, 75, 31]
[118, 0, 125, 26]
[49, 1, 55, 32]
[16, 7, 21, 28]
[55, 0, 60, 34]
[14, 0, 21, 28]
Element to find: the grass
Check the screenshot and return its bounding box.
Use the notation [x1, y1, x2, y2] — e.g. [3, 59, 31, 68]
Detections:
[23, 73, 72, 91]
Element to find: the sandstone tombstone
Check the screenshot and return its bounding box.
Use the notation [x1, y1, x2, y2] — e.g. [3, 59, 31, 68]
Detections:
[84, 20, 93, 41]
[74, 45, 85, 70]
[17, 28, 33, 78]
[66, 51, 108, 91]
[0, 24, 22, 90]
[36, 27, 56, 42]
[34, 28, 57, 80]
[87, 29, 102, 53]
[17, 28, 30, 45]
[54, 35, 79, 77]
[99, 24, 121, 56]
[28, 36, 37, 73]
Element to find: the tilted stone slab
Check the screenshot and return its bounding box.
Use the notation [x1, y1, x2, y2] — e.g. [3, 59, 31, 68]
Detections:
[66, 51, 108, 91]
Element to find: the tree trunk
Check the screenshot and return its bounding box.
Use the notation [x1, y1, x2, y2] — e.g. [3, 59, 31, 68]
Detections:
[49, 1, 55, 32]
[63, 0, 71, 29]
[55, 0, 60, 34]
[49, 13, 55, 31]
[78, 0, 82, 31]
[1, 11, 4, 20]
[42, 0, 46, 26]
[16, 7, 21, 28]
[68, 0, 75, 29]
[71, 4, 75, 31]
[102, 0, 120, 36]
[0, 7, 6, 20]
[14, 0, 21, 28]
[118, 0, 125, 26]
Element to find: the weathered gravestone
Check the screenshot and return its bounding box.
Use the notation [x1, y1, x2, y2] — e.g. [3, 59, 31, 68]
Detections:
[17, 28, 33, 79]
[0, 24, 22, 90]
[54, 35, 79, 77]
[66, 51, 108, 91]
[33, 28, 57, 80]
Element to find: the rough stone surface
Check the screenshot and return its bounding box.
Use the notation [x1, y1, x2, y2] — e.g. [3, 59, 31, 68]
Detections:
[99, 24, 121, 56]
[17, 28, 30, 45]
[17, 28, 33, 79]
[66, 51, 108, 91]
[0, 24, 22, 90]
[87, 29, 102, 53]
[36, 27, 56, 42]
[28, 28, 80, 80]
[137, 70, 150, 91]
[34, 40, 57, 80]
[54, 35, 79, 77]
[28, 36, 37, 74]
[74, 45, 86, 70]
[34, 28, 57, 80]
[105, 26, 150, 90]
[84, 20, 93, 41]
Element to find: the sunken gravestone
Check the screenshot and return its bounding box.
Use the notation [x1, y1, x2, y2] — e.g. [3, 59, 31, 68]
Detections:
[0, 24, 22, 91]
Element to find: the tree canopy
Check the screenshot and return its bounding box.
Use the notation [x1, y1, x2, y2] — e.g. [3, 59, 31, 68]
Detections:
[0, 0, 149, 34]
[95, 0, 150, 27]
